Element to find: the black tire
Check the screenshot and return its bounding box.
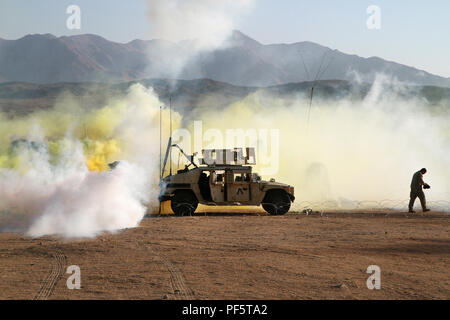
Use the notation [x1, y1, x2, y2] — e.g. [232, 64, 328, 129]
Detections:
[171, 190, 198, 216]
[262, 190, 291, 215]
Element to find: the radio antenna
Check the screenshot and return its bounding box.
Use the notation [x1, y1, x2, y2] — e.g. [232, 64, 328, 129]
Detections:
[306, 49, 335, 135]
[159, 105, 162, 179]
[158, 105, 163, 215]
[169, 95, 172, 176]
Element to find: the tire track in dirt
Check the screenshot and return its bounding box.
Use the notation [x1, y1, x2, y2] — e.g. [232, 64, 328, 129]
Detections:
[148, 248, 194, 299]
[163, 257, 194, 299]
[33, 250, 66, 300]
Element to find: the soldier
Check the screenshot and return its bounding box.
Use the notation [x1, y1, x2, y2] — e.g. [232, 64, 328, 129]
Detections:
[408, 168, 431, 213]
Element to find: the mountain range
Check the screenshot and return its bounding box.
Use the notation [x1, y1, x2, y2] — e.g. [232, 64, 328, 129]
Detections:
[0, 31, 449, 87]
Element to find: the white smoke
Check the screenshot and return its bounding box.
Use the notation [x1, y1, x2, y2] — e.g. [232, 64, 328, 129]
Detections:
[0, 146, 148, 238]
[0, 84, 175, 238]
[145, 0, 254, 78]
[147, 0, 253, 49]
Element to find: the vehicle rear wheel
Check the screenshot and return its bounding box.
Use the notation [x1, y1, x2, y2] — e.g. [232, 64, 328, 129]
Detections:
[262, 190, 291, 215]
[171, 190, 198, 216]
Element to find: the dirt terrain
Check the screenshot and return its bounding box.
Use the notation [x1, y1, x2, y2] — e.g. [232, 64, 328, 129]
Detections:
[0, 211, 449, 300]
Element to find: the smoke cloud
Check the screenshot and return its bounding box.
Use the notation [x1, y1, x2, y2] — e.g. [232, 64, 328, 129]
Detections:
[145, 0, 254, 78]
[1, 75, 448, 239]
[181, 75, 450, 211]
[0, 84, 181, 237]
[147, 0, 253, 49]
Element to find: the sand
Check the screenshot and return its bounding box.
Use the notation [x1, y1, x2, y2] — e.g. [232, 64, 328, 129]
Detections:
[0, 211, 448, 300]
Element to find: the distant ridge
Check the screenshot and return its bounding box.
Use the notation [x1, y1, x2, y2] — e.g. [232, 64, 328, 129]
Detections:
[0, 31, 448, 87]
[1, 78, 449, 116]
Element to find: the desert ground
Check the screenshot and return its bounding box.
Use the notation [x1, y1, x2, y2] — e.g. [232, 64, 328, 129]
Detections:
[0, 210, 449, 300]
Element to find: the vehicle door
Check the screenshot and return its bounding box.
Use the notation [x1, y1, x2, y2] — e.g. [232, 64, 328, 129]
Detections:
[227, 170, 251, 203]
[210, 170, 225, 202]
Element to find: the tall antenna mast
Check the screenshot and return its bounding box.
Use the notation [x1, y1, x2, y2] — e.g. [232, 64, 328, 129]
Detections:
[84, 124, 88, 140]
[159, 105, 162, 179]
[159, 105, 162, 215]
[169, 95, 172, 176]
[305, 49, 334, 135]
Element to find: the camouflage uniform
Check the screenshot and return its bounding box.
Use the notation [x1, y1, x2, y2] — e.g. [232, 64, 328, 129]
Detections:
[408, 170, 426, 211]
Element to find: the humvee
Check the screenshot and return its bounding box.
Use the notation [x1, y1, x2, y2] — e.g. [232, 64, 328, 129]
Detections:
[159, 145, 295, 216]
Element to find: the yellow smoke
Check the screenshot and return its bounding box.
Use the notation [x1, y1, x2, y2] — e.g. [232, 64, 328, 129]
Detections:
[179, 81, 450, 208]
[0, 84, 179, 174]
[0, 116, 122, 173]
[84, 139, 121, 172]
[2, 80, 448, 216]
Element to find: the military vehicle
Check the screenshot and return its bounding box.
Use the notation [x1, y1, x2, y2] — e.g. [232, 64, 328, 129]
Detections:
[159, 145, 295, 216]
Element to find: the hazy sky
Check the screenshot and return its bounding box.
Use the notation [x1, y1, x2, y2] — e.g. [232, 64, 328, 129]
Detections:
[0, 0, 449, 77]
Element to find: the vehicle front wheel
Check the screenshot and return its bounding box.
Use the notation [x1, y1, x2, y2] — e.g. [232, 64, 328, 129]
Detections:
[262, 191, 291, 215]
[171, 190, 198, 216]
